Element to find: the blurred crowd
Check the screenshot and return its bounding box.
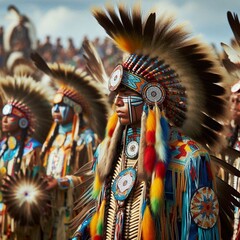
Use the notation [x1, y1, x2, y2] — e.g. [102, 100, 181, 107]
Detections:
[36, 35, 123, 75]
[0, 23, 123, 76]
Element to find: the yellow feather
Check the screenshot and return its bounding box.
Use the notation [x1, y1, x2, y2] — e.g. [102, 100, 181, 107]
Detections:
[114, 34, 142, 53]
[146, 109, 156, 132]
[90, 211, 99, 238]
[98, 200, 106, 221]
[92, 171, 102, 199]
[142, 205, 156, 240]
[150, 177, 164, 199]
[106, 112, 118, 137]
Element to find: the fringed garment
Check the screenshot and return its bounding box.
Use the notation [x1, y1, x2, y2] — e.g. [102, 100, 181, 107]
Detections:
[73, 127, 220, 240]
[42, 123, 99, 240]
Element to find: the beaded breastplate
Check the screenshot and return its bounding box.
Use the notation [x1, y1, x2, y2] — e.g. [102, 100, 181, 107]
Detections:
[104, 127, 145, 239]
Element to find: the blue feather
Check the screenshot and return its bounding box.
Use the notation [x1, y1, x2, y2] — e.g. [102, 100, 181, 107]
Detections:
[160, 114, 169, 143]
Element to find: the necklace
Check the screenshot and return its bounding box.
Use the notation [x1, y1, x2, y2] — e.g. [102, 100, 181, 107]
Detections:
[111, 126, 140, 240]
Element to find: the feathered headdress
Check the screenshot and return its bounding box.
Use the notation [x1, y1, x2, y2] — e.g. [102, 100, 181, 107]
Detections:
[0, 75, 53, 143]
[221, 11, 240, 83]
[31, 52, 110, 140]
[93, 4, 229, 151]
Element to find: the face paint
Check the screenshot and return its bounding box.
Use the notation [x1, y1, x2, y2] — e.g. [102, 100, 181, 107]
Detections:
[52, 104, 71, 123]
[2, 114, 20, 134]
[115, 94, 143, 125]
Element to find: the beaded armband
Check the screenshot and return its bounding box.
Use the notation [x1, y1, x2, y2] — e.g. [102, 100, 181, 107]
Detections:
[57, 175, 74, 190]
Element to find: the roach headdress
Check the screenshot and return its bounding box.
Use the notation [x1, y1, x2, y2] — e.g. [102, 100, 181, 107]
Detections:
[93, 4, 228, 151]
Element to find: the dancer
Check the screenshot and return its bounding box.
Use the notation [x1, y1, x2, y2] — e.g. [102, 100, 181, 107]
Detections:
[71, 4, 239, 240]
[31, 53, 110, 240]
[0, 74, 52, 239]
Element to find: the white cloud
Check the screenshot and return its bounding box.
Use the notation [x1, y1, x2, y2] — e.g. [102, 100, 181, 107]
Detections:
[30, 6, 107, 47]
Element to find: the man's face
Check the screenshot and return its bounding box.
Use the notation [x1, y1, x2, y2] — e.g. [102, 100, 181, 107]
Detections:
[2, 114, 20, 134]
[52, 103, 74, 125]
[114, 87, 144, 126]
[230, 92, 240, 124]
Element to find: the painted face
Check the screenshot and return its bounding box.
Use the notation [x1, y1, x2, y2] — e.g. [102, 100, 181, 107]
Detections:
[51, 103, 74, 124]
[114, 88, 144, 126]
[230, 92, 240, 125]
[2, 114, 20, 134]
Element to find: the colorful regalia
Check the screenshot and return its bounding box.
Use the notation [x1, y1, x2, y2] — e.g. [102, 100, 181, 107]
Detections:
[0, 74, 52, 239]
[31, 53, 110, 240]
[71, 4, 240, 240]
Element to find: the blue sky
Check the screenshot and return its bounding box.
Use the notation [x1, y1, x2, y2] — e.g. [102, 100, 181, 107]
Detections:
[0, 0, 239, 50]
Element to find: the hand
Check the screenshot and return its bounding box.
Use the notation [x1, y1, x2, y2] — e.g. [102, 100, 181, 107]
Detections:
[45, 176, 58, 191]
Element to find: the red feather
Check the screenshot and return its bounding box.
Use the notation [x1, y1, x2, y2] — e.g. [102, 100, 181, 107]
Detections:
[155, 162, 166, 178]
[144, 145, 156, 174]
[146, 130, 156, 145]
[108, 129, 115, 138]
[93, 235, 102, 240]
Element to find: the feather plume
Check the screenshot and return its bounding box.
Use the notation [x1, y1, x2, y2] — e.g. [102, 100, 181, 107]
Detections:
[82, 39, 109, 94]
[144, 145, 156, 175]
[146, 109, 156, 132]
[150, 177, 164, 214]
[221, 42, 240, 64]
[142, 205, 156, 240]
[227, 11, 240, 45]
[144, 109, 156, 175]
[92, 171, 102, 199]
[106, 112, 118, 137]
[96, 200, 105, 236]
[221, 11, 240, 88]
[155, 107, 170, 163]
[93, 236, 102, 240]
[211, 155, 240, 177]
[90, 211, 99, 238]
[155, 162, 166, 178]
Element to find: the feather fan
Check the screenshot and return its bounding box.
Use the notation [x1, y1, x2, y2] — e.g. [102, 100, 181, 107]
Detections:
[1, 169, 50, 226]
